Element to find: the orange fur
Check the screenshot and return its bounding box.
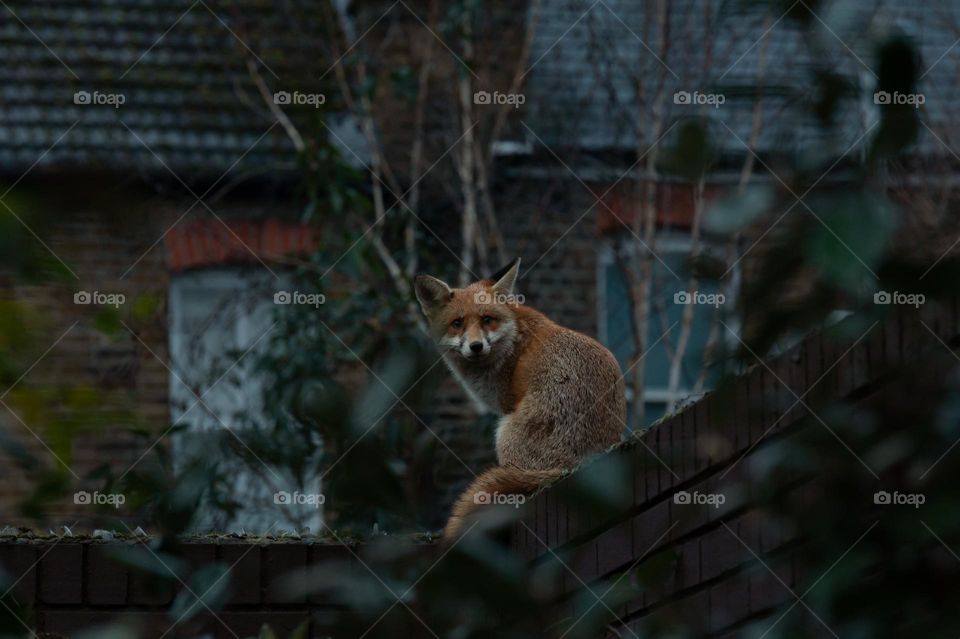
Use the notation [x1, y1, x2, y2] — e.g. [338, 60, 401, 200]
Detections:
[442, 466, 564, 539]
[414, 259, 626, 544]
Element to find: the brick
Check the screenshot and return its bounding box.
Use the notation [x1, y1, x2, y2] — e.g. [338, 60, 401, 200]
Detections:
[654, 424, 671, 500]
[764, 365, 786, 438]
[670, 493, 710, 541]
[674, 536, 700, 590]
[519, 506, 539, 563]
[802, 332, 825, 404]
[0, 543, 37, 605]
[693, 401, 711, 475]
[221, 543, 261, 605]
[537, 489, 551, 549]
[216, 612, 310, 639]
[595, 520, 633, 577]
[125, 544, 176, 606]
[676, 406, 696, 482]
[759, 513, 793, 555]
[709, 572, 751, 632]
[785, 351, 806, 428]
[308, 544, 350, 568]
[263, 544, 308, 604]
[638, 587, 709, 635]
[38, 543, 82, 604]
[87, 544, 128, 604]
[733, 375, 751, 454]
[701, 525, 751, 583]
[311, 609, 342, 638]
[38, 611, 126, 635]
[129, 570, 175, 605]
[884, 311, 902, 370]
[633, 442, 657, 507]
[738, 510, 763, 552]
[747, 366, 767, 445]
[706, 389, 740, 469]
[748, 563, 793, 614]
[570, 539, 598, 585]
[551, 488, 570, 548]
[632, 501, 675, 559]
[181, 543, 217, 577]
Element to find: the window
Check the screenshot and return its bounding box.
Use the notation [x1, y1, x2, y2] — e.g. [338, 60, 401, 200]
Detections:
[598, 233, 738, 428]
[168, 268, 322, 532]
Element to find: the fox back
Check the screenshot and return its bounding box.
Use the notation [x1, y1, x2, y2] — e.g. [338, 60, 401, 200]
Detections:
[414, 258, 626, 471]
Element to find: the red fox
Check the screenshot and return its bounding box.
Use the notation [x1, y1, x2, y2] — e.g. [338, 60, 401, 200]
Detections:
[414, 258, 626, 540]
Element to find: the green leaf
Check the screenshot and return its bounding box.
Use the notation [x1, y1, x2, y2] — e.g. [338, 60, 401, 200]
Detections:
[804, 192, 897, 292]
[168, 562, 231, 624]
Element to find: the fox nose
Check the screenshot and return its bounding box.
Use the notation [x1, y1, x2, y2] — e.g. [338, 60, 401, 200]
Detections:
[469, 341, 484, 353]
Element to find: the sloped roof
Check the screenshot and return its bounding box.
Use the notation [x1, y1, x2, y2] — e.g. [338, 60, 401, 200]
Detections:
[523, 1, 960, 161]
[4, 1, 958, 179]
[0, 0, 342, 175]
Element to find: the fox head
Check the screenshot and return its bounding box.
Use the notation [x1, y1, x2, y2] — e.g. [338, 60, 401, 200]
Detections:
[414, 258, 522, 363]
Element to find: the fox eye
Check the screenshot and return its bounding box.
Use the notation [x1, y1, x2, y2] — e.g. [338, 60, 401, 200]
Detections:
[482, 315, 495, 325]
[450, 318, 463, 329]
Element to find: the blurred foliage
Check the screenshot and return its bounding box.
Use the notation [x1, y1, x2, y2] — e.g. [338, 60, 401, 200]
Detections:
[2, 1, 960, 638]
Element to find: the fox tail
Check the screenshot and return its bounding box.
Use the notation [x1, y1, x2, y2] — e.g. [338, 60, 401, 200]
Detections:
[443, 466, 564, 542]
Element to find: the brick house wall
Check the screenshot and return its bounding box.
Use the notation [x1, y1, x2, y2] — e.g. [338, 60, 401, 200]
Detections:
[0, 179, 317, 528]
[1, 190, 173, 526]
[5, 302, 955, 637]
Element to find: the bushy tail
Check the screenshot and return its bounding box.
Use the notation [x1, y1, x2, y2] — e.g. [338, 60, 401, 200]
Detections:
[443, 466, 564, 541]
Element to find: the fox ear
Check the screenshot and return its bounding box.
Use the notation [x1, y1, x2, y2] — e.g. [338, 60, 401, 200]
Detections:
[491, 257, 521, 296]
[414, 274, 452, 313]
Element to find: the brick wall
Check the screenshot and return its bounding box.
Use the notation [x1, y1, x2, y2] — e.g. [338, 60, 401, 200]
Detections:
[0, 537, 406, 639]
[1, 198, 173, 526]
[0, 185, 316, 528]
[509, 300, 958, 637]
[3, 302, 955, 637]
